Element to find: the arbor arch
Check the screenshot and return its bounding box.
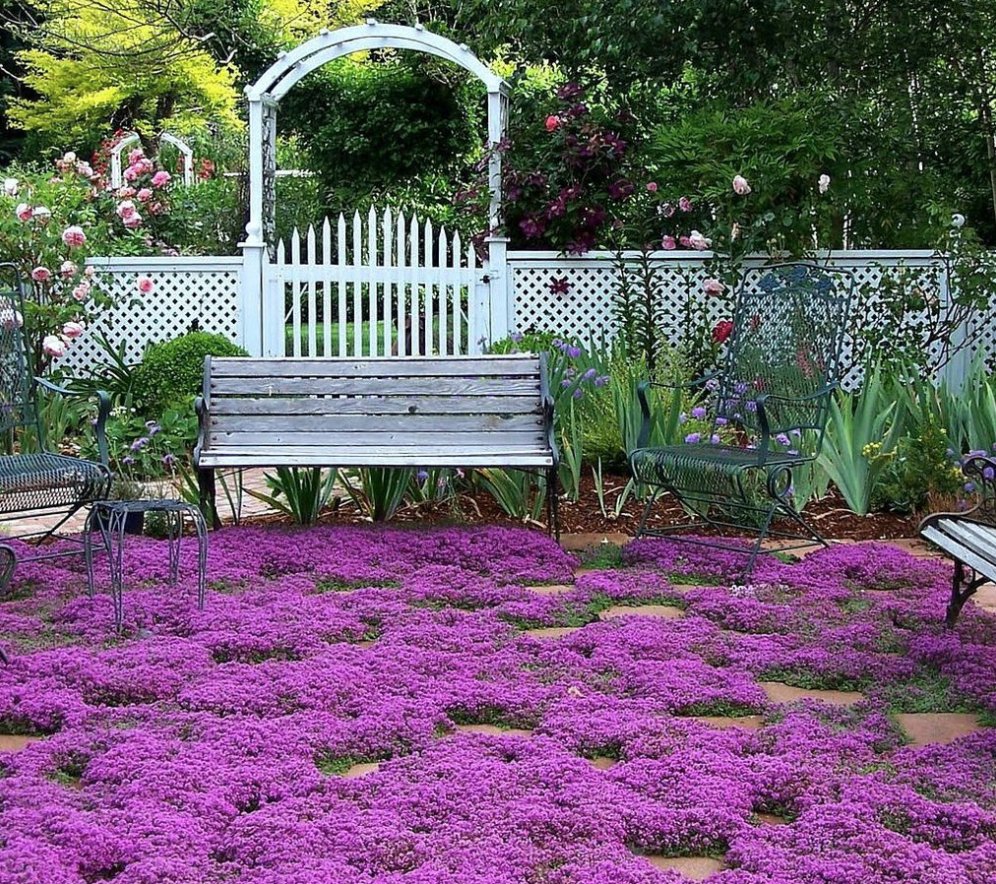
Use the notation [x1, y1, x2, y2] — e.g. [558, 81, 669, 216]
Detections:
[243, 20, 510, 251]
[110, 132, 195, 188]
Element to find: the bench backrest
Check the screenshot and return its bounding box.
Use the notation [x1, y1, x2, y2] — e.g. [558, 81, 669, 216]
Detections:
[198, 355, 554, 463]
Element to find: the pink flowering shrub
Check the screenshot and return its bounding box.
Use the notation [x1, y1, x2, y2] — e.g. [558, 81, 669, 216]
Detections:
[0, 156, 117, 374]
[0, 525, 994, 881]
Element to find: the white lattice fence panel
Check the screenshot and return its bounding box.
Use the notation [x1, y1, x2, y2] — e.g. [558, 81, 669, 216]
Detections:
[510, 250, 960, 390]
[55, 257, 243, 375]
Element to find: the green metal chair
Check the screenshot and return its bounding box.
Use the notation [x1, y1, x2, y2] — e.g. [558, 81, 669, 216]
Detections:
[629, 263, 854, 574]
[0, 270, 112, 590]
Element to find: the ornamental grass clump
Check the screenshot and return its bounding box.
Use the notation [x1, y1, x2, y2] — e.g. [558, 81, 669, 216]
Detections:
[0, 524, 993, 881]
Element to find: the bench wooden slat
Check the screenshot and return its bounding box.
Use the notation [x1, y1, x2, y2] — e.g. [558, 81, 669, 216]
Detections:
[935, 519, 996, 571]
[210, 377, 541, 397]
[198, 449, 554, 468]
[209, 413, 543, 433]
[210, 396, 542, 417]
[207, 430, 547, 447]
[922, 523, 996, 584]
[209, 356, 541, 379]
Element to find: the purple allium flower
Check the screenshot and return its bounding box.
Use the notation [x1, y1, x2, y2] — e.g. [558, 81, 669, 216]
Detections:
[684, 432, 701, 443]
[691, 406, 707, 420]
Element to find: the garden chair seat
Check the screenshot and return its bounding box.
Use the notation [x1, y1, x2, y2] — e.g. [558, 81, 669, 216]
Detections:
[0, 452, 109, 513]
[631, 443, 801, 486]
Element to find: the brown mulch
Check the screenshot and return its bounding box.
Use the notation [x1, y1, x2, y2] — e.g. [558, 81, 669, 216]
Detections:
[244, 470, 920, 542]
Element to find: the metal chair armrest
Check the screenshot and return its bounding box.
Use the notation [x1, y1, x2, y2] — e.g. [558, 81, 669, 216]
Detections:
[34, 376, 111, 466]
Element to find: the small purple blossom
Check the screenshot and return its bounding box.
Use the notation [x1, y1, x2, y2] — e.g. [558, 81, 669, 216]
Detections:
[684, 432, 701, 443]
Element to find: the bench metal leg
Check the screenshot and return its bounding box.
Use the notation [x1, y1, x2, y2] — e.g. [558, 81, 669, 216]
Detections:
[547, 466, 561, 542]
[198, 468, 221, 530]
[946, 560, 985, 629]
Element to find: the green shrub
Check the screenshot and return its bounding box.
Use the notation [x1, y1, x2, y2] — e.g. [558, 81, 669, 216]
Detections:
[133, 331, 247, 412]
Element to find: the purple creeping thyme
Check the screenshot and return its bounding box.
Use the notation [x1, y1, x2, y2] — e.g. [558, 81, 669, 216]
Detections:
[0, 525, 993, 882]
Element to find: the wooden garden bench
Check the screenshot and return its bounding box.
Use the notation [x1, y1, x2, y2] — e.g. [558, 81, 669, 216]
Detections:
[920, 453, 996, 627]
[193, 355, 560, 534]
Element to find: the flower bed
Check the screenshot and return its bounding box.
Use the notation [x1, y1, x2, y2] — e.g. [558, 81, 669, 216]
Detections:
[0, 526, 994, 882]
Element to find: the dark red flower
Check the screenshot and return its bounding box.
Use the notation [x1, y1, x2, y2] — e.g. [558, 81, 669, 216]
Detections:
[712, 320, 734, 344]
[548, 276, 571, 295]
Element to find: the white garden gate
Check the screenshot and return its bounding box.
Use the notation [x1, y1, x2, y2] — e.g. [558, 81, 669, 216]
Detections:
[242, 22, 511, 358]
[264, 208, 488, 358]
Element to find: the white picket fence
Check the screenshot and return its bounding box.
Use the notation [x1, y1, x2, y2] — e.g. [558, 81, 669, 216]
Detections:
[261, 208, 485, 359]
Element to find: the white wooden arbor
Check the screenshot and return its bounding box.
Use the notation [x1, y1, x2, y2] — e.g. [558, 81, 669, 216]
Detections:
[241, 21, 511, 355]
[109, 132, 195, 188]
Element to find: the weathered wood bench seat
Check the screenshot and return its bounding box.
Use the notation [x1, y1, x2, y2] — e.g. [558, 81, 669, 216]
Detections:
[193, 355, 559, 532]
[919, 453, 996, 627]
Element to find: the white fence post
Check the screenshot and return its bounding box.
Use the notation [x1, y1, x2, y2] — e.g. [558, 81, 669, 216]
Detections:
[484, 235, 510, 350]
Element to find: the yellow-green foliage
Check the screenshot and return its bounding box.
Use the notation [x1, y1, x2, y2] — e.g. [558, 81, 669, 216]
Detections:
[9, 0, 241, 145]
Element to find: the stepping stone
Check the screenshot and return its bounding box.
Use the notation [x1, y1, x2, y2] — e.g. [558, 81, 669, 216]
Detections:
[760, 540, 827, 559]
[454, 724, 533, 738]
[341, 761, 380, 779]
[355, 640, 377, 649]
[573, 568, 598, 578]
[668, 584, 704, 594]
[560, 533, 631, 551]
[895, 713, 986, 747]
[973, 583, 996, 615]
[0, 734, 42, 752]
[524, 584, 574, 596]
[689, 715, 764, 731]
[589, 755, 618, 770]
[878, 538, 939, 559]
[755, 812, 792, 826]
[599, 604, 684, 621]
[644, 856, 726, 880]
[760, 682, 864, 705]
[524, 626, 582, 639]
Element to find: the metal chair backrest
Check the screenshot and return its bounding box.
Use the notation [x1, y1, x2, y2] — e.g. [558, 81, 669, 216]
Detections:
[718, 263, 854, 447]
[0, 272, 45, 447]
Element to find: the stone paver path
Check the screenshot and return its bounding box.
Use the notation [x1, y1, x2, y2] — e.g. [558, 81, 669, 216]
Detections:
[760, 682, 865, 706]
[645, 855, 726, 879]
[524, 626, 583, 640]
[690, 715, 765, 731]
[599, 604, 685, 621]
[341, 762, 380, 779]
[894, 713, 986, 747]
[453, 724, 533, 738]
[0, 734, 43, 752]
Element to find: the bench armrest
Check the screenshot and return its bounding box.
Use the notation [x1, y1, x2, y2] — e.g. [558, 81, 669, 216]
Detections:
[641, 370, 720, 394]
[34, 376, 111, 466]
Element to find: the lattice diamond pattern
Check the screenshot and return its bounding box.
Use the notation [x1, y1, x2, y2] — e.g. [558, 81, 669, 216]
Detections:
[510, 253, 959, 391]
[56, 265, 241, 375]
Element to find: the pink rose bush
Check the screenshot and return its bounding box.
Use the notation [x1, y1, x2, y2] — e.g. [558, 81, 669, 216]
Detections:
[0, 526, 993, 882]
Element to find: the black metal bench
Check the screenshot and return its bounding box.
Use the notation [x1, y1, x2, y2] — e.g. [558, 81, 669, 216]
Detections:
[193, 355, 560, 535]
[0, 279, 111, 591]
[919, 453, 996, 627]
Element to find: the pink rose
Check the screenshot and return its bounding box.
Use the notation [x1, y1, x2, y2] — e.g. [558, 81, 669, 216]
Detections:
[72, 282, 91, 301]
[151, 170, 171, 188]
[62, 321, 84, 339]
[149, 202, 165, 215]
[60, 260, 77, 276]
[661, 235, 677, 250]
[30, 266, 51, 282]
[137, 188, 153, 202]
[76, 161, 94, 178]
[31, 206, 51, 223]
[688, 230, 711, 250]
[678, 196, 693, 212]
[124, 214, 143, 229]
[645, 182, 658, 192]
[123, 166, 139, 182]
[137, 276, 154, 294]
[128, 148, 145, 165]
[116, 200, 137, 219]
[62, 225, 86, 247]
[703, 277, 726, 297]
[42, 334, 67, 357]
[544, 115, 560, 132]
[117, 186, 136, 198]
[84, 265, 96, 278]
[15, 203, 32, 222]
[732, 174, 751, 195]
